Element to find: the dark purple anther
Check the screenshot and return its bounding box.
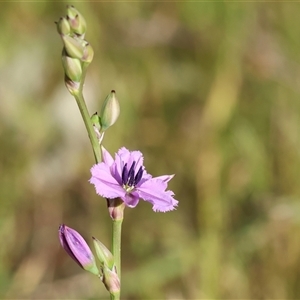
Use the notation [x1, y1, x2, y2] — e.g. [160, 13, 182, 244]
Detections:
[121, 163, 128, 185]
[134, 166, 143, 185]
[127, 161, 136, 186]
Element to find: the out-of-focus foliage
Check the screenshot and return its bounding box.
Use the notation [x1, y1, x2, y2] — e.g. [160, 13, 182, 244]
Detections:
[1, 2, 300, 299]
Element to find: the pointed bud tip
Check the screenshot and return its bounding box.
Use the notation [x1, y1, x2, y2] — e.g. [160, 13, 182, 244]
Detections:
[99, 91, 120, 131]
[58, 224, 100, 276]
[93, 237, 114, 269]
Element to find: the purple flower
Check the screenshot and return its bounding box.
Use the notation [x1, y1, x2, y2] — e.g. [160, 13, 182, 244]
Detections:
[90, 147, 178, 212]
[59, 224, 99, 275]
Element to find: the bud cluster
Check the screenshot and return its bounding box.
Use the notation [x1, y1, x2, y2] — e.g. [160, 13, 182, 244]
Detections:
[59, 225, 120, 295]
[56, 5, 94, 95]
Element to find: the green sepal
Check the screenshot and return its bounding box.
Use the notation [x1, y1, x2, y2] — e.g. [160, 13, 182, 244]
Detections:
[83, 260, 100, 276]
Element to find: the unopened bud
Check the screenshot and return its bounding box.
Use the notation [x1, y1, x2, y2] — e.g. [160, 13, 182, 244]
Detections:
[62, 35, 85, 59]
[102, 265, 120, 295]
[65, 75, 80, 96]
[66, 5, 87, 36]
[92, 237, 115, 269]
[58, 224, 100, 276]
[56, 17, 71, 35]
[82, 43, 94, 64]
[107, 197, 125, 221]
[91, 112, 104, 142]
[100, 91, 120, 131]
[91, 112, 101, 131]
[62, 50, 82, 82]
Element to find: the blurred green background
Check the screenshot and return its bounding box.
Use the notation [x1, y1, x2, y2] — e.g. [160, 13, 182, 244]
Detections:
[1, 2, 300, 299]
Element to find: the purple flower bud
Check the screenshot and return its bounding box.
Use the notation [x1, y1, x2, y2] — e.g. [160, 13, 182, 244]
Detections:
[59, 224, 99, 276]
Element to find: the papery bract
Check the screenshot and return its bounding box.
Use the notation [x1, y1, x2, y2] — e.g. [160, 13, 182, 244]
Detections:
[90, 147, 178, 212]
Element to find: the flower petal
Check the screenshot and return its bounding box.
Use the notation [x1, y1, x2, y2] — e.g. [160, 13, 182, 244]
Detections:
[90, 163, 126, 199]
[123, 191, 140, 208]
[137, 178, 178, 212]
[155, 174, 175, 183]
[115, 147, 144, 178]
[101, 146, 114, 166]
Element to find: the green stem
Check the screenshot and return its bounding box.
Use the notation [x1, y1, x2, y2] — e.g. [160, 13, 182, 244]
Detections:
[73, 64, 101, 163]
[112, 219, 123, 282]
[110, 292, 120, 300]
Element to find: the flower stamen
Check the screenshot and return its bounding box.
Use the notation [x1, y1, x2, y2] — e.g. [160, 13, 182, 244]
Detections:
[121, 163, 128, 185]
[134, 166, 143, 185]
[127, 161, 136, 186]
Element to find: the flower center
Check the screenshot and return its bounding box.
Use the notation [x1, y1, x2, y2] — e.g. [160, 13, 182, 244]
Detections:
[121, 161, 143, 192]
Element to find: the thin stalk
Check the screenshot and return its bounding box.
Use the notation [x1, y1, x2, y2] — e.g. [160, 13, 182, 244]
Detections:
[73, 64, 101, 163]
[112, 219, 123, 282]
[110, 292, 120, 300]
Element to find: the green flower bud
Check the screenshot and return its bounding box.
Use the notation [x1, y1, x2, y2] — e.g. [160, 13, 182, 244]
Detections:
[62, 50, 82, 82]
[62, 35, 85, 59]
[91, 112, 103, 142]
[100, 90, 120, 131]
[56, 17, 71, 35]
[82, 43, 94, 64]
[65, 75, 80, 96]
[91, 112, 101, 131]
[66, 5, 87, 35]
[92, 237, 115, 270]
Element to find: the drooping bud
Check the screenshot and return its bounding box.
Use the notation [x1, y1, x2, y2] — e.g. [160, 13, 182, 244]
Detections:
[100, 91, 120, 131]
[62, 50, 82, 82]
[66, 5, 87, 36]
[92, 237, 115, 269]
[58, 224, 100, 276]
[56, 17, 71, 35]
[62, 35, 86, 59]
[102, 264, 120, 296]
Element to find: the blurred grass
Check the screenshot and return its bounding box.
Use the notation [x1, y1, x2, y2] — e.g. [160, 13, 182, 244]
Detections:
[1, 2, 300, 299]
